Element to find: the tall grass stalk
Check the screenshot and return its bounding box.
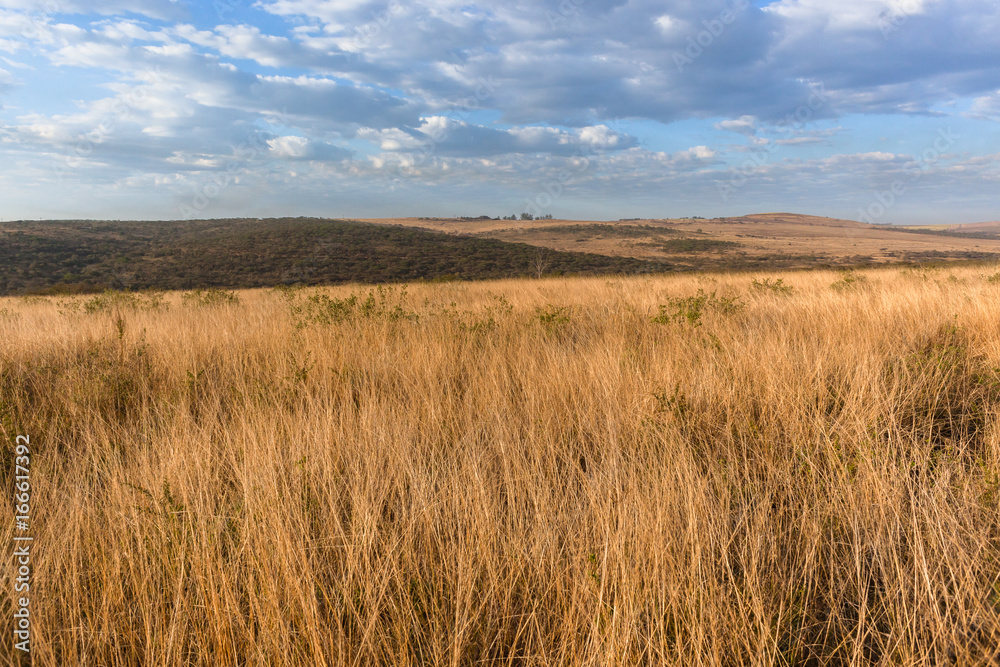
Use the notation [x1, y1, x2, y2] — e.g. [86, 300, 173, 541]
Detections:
[2, 266, 1000, 665]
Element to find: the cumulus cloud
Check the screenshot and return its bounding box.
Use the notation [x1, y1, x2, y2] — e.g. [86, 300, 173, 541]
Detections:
[0, 64, 13, 92]
[251, 0, 1000, 124]
[716, 116, 758, 137]
[267, 135, 351, 161]
[0, 0, 185, 20]
[969, 90, 1000, 120]
[677, 146, 717, 160]
[0, 0, 998, 222]
[358, 119, 637, 158]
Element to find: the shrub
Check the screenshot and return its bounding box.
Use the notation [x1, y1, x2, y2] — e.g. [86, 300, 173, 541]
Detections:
[831, 272, 868, 292]
[652, 289, 742, 327]
[751, 278, 794, 295]
[83, 290, 166, 314]
[289, 285, 418, 328]
[293, 293, 359, 327]
[535, 305, 571, 331]
[182, 288, 240, 308]
[56, 298, 82, 315]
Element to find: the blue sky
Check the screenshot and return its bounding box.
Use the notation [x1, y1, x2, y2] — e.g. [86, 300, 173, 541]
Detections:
[0, 0, 997, 223]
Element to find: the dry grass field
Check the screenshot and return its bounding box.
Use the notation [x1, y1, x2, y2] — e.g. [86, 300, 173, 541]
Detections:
[359, 214, 1000, 269]
[4, 264, 1000, 665]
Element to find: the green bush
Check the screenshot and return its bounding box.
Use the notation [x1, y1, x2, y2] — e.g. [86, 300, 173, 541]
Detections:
[181, 288, 240, 308]
[652, 290, 742, 327]
[535, 305, 571, 331]
[289, 285, 418, 328]
[831, 273, 868, 292]
[751, 278, 794, 295]
[294, 293, 359, 327]
[83, 290, 166, 314]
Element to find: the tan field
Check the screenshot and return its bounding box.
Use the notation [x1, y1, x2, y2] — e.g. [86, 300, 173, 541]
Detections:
[3, 264, 1000, 665]
[947, 221, 1000, 235]
[358, 213, 1000, 269]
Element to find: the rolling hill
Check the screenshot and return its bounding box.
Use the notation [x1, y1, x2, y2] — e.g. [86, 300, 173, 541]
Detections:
[944, 220, 1000, 235]
[0, 218, 662, 295]
[2, 213, 998, 295]
[360, 212, 1000, 270]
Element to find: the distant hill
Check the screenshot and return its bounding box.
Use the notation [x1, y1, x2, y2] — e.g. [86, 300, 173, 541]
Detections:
[3, 214, 997, 296]
[0, 218, 664, 295]
[735, 212, 868, 228]
[945, 221, 1000, 235]
[360, 213, 1000, 270]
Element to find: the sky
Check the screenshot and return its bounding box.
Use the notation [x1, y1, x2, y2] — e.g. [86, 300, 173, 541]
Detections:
[0, 0, 997, 223]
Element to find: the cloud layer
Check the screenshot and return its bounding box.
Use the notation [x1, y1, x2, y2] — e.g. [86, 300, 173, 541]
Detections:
[0, 0, 997, 222]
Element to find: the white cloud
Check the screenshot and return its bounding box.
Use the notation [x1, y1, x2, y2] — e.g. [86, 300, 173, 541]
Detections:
[267, 134, 350, 161]
[764, 0, 936, 30]
[969, 90, 1000, 120]
[855, 151, 898, 161]
[256, 0, 378, 24]
[0, 37, 23, 52]
[654, 15, 679, 33]
[0, 0, 184, 20]
[716, 116, 758, 136]
[678, 145, 717, 160]
[0, 0, 998, 222]
[359, 119, 637, 158]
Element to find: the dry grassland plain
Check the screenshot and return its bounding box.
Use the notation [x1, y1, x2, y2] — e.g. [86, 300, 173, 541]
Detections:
[3, 265, 1000, 665]
[357, 214, 1000, 269]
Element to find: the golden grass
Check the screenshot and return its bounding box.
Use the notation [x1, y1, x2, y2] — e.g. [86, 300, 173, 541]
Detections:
[356, 215, 1000, 266]
[3, 265, 1000, 665]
